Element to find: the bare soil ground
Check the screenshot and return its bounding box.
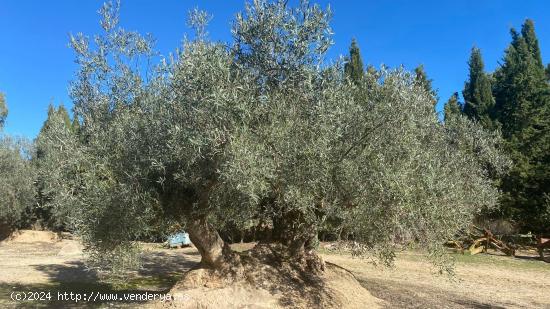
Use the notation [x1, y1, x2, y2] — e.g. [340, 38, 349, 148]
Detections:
[320, 248, 550, 309]
[161, 243, 382, 309]
[0, 232, 548, 308]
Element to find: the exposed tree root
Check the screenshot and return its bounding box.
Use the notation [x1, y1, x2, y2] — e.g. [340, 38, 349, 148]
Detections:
[161, 243, 382, 308]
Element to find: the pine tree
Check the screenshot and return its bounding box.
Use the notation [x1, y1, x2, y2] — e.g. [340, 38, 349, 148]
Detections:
[414, 64, 437, 104]
[462, 47, 496, 129]
[444, 92, 462, 121]
[545, 63, 550, 82]
[344, 39, 364, 84]
[493, 20, 550, 232]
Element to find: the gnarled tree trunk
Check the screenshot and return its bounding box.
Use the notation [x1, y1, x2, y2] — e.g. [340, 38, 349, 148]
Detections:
[0, 222, 12, 241]
[270, 209, 325, 273]
[187, 216, 236, 269]
[161, 179, 238, 270]
[185, 180, 239, 270]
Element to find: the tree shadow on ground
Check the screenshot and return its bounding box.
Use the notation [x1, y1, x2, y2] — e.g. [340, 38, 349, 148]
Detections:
[138, 250, 199, 277]
[513, 254, 550, 263]
[34, 261, 99, 283]
[0, 250, 199, 308]
[0, 281, 136, 308]
[482, 249, 550, 263]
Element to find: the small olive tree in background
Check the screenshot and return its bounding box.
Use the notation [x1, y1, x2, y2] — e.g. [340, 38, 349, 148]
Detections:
[0, 94, 35, 238]
[43, 0, 508, 276]
[0, 93, 8, 129]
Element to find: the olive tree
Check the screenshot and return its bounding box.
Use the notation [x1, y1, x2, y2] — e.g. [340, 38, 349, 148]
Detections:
[55, 1, 259, 269]
[46, 0, 507, 275]
[0, 95, 35, 238]
[0, 93, 7, 129]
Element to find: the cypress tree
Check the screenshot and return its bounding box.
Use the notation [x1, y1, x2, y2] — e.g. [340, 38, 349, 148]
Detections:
[521, 19, 543, 67]
[494, 27, 548, 139]
[344, 38, 364, 84]
[493, 20, 550, 232]
[71, 116, 81, 134]
[462, 47, 496, 129]
[414, 64, 437, 104]
[37, 104, 57, 157]
[38, 104, 72, 138]
[33, 103, 78, 229]
[36, 104, 76, 160]
[444, 92, 462, 122]
[57, 105, 72, 129]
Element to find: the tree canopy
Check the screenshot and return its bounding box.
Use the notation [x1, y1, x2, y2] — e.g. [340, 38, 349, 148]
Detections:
[36, 0, 508, 274]
[0, 95, 34, 237]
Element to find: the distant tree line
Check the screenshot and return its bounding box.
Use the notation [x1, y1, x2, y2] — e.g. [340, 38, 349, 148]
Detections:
[442, 19, 550, 234]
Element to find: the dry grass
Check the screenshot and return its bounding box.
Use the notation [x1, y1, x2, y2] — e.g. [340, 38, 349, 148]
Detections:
[320, 247, 550, 308]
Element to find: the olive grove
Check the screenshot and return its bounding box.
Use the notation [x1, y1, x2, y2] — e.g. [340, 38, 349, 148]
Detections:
[39, 0, 509, 276]
[0, 94, 35, 238]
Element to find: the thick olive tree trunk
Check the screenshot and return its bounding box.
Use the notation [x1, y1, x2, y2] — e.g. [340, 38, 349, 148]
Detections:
[187, 217, 235, 269]
[162, 180, 237, 270]
[0, 222, 12, 241]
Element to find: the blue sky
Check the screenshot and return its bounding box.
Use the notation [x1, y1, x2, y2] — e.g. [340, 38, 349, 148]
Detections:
[1, 0, 549, 138]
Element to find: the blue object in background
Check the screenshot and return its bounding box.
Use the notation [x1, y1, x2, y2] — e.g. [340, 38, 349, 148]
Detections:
[168, 232, 191, 248]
